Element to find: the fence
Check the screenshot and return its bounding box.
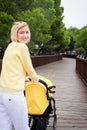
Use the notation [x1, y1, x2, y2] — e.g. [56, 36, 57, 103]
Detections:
[0, 55, 62, 73]
[31, 54, 62, 67]
[76, 57, 87, 84]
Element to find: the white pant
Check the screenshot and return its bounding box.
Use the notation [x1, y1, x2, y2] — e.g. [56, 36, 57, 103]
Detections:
[0, 92, 30, 130]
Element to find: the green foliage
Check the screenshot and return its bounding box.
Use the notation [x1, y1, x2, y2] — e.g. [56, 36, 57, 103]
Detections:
[30, 0, 54, 9]
[76, 26, 87, 58]
[0, 0, 75, 56]
[16, 8, 52, 44]
[0, 0, 18, 17]
[27, 41, 39, 55]
[0, 12, 15, 48]
[67, 26, 87, 58]
[76, 47, 85, 55]
[14, 0, 30, 11]
[67, 27, 80, 42]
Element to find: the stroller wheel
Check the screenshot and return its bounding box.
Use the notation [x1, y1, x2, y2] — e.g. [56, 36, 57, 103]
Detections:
[53, 122, 57, 129]
[53, 119, 57, 129]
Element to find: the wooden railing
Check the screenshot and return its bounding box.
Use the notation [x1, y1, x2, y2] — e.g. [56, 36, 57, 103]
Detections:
[0, 55, 62, 73]
[76, 57, 87, 83]
[31, 54, 62, 67]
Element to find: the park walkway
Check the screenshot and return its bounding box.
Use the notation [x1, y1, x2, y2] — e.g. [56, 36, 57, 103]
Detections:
[36, 58, 87, 130]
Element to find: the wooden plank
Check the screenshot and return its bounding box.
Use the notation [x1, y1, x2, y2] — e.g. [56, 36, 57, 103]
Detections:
[36, 58, 87, 130]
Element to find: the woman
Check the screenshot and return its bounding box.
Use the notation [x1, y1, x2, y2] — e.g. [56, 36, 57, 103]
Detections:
[0, 21, 39, 130]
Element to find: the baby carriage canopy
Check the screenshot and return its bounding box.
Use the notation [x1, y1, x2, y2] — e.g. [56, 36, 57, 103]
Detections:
[25, 75, 54, 115]
[25, 75, 57, 130]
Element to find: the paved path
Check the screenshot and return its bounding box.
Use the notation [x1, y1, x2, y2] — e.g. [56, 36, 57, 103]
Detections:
[36, 58, 87, 130]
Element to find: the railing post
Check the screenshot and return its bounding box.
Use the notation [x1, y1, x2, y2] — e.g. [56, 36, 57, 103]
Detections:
[76, 57, 87, 83]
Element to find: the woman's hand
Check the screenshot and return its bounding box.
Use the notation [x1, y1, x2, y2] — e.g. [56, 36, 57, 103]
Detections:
[25, 76, 31, 82]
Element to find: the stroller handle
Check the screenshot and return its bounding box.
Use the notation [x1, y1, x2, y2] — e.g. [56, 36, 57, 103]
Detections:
[38, 79, 48, 88]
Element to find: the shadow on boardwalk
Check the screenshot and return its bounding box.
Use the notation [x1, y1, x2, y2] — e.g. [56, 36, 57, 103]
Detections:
[36, 58, 87, 130]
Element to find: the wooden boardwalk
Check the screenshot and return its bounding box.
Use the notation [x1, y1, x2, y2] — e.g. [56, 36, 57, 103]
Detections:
[36, 58, 87, 130]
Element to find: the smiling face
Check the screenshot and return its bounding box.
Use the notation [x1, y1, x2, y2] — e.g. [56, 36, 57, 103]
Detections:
[17, 25, 31, 44]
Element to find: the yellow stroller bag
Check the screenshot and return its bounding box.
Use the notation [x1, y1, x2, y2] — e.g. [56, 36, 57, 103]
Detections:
[25, 75, 57, 130]
[25, 75, 53, 115]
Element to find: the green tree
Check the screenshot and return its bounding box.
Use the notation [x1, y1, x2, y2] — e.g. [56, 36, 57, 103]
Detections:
[50, 0, 68, 53]
[66, 27, 80, 54]
[0, 0, 67, 55]
[67, 27, 80, 44]
[16, 0, 56, 54]
[67, 26, 87, 58]
[0, 0, 18, 17]
[16, 8, 52, 42]
[76, 26, 87, 58]
[0, 12, 15, 49]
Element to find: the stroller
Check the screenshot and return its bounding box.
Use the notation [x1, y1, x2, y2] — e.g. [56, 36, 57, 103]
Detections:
[25, 75, 57, 130]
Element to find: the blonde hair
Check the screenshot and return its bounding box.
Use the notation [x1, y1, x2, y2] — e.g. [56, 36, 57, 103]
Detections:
[11, 21, 30, 42]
